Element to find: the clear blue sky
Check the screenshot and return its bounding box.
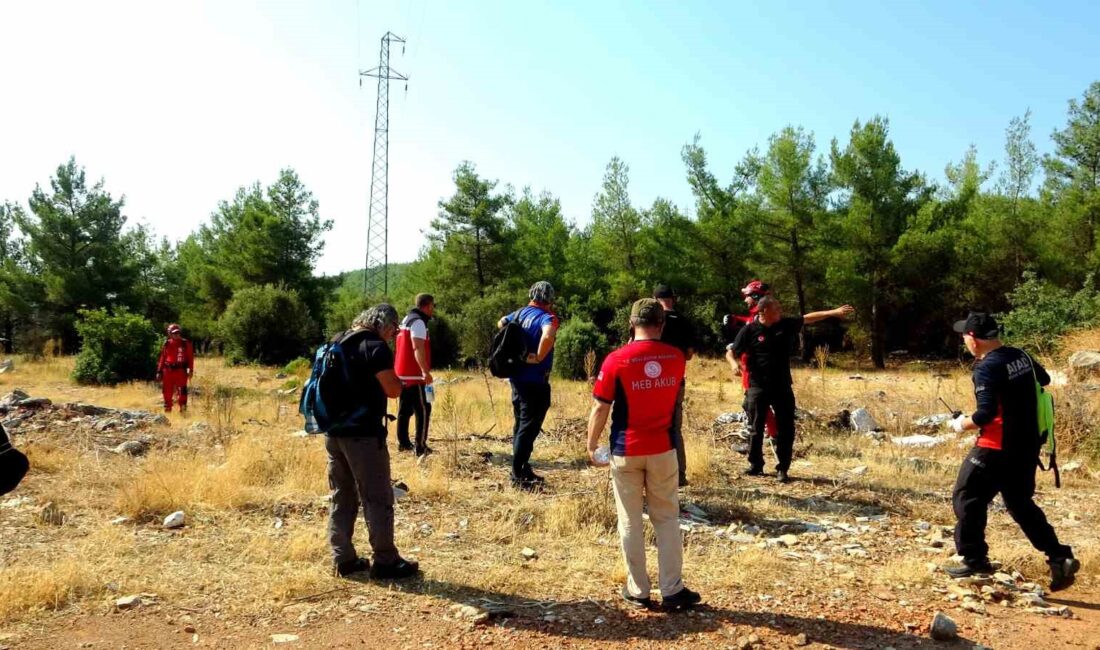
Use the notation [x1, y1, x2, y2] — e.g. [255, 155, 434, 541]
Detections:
[1, 1, 1097, 275]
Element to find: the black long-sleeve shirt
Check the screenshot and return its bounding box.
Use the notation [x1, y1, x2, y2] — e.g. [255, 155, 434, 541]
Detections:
[970, 345, 1049, 455]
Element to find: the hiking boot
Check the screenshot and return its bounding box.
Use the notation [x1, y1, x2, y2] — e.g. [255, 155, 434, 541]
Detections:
[661, 586, 702, 611]
[335, 557, 370, 578]
[415, 446, 433, 457]
[678, 476, 690, 488]
[525, 469, 545, 483]
[944, 558, 995, 579]
[776, 470, 790, 484]
[620, 586, 652, 610]
[370, 558, 420, 580]
[1049, 556, 1080, 592]
[397, 442, 415, 452]
[743, 466, 764, 477]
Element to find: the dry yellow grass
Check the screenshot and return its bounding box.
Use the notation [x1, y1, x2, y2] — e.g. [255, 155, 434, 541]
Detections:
[1, 351, 1097, 633]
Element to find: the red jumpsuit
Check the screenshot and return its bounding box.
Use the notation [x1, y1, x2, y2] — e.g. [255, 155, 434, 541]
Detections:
[728, 310, 778, 438]
[157, 338, 194, 412]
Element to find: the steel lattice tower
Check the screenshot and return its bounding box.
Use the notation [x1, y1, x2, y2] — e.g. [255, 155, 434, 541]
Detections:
[360, 32, 407, 296]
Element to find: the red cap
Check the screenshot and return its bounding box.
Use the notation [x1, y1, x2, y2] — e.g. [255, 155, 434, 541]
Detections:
[741, 280, 770, 297]
[167, 323, 181, 334]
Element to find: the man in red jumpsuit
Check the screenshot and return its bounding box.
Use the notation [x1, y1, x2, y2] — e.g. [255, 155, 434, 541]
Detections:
[157, 324, 194, 413]
[725, 281, 778, 439]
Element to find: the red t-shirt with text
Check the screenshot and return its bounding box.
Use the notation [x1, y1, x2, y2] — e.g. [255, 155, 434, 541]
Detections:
[593, 339, 686, 456]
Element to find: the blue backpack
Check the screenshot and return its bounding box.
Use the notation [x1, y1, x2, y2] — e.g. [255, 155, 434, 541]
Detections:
[299, 330, 370, 434]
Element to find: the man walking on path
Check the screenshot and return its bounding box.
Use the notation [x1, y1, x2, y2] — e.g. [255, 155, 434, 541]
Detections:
[731, 296, 854, 483]
[653, 284, 696, 487]
[498, 281, 560, 491]
[945, 311, 1078, 591]
[587, 298, 702, 611]
[157, 324, 193, 414]
[326, 305, 419, 580]
[395, 293, 435, 457]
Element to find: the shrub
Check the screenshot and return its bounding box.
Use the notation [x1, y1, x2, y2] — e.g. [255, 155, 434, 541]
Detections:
[453, 286, 527, 364]
[428, 313, 461, 369]
[1000, 272, 1100, 354]
[554, 320, 610, 380]
[218, 285, 314, 365]
[72, 308, 158, 385]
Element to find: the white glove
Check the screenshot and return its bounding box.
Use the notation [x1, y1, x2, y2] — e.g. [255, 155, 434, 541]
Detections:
[948, 416, 966, 434]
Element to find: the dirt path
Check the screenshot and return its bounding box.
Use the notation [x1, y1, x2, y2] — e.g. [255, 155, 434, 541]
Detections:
[9, 582, 1100, 649]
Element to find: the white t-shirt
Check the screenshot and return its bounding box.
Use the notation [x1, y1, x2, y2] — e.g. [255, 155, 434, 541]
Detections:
[408, 318, 428, 340]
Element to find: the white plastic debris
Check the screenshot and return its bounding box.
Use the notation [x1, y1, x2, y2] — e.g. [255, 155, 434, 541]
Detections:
[891, 434, 947, 448]
[163, 511, 186, 529]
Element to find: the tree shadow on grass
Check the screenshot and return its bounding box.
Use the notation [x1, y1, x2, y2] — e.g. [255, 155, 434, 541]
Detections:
[375, 577, 975, 649]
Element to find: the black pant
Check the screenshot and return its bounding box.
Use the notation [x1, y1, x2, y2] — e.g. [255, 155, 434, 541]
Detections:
[745, 386, 796, 472]
[511, 381, 551, 479]
[953, 447, 1071, 562]
[396, 384, 432, 452]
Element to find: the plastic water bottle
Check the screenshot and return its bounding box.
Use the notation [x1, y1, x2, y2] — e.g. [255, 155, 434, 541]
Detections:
[424, 384, 435, 404]
[593, 445, 611, 465]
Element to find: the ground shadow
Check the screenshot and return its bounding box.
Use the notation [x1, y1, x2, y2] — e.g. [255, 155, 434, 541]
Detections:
[369, 576, 974, 648]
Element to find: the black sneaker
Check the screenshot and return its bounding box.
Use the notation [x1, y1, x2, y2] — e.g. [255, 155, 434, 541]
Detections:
[776, 470, 790, 484]
[1049, 556, 1080, 592]
[415, 446, 433, 457]
[944, 558, 994, 579]
[661, 587, 702, 611]
[621, 586, 652, 610]
[398, 443, 415, 452]
[335, 557, 370, 578]
[370, 558, 420, 580]
[511, 476, 543, 492]
[678, 476, 690, 488]
[744, 466, 764, 477]
[525, 469, 545, 484]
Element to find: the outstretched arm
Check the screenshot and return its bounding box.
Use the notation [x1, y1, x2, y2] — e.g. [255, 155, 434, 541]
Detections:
[803, 305, 855, 325]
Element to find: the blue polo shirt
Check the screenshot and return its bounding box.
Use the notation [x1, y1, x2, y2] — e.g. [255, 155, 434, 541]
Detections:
[503, 303, 559, 384]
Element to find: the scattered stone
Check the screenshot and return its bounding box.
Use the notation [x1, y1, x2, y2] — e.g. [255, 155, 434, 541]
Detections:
[892, 434, 947, 448]
[110, 516, 131, 525]
[847, 465, 868, 477]
[393, 485, 408, 501]
[960, 600, 986, 614]
[1062, 460, 1083, 472]
[275, 372, 288, 379]
[163, 511, 186, 529]
[850, 408, 881, 433]
[520, 547, 538, 560]
[0, 389, 29, 408]
[929, 611, 958, 641]
[188, 422, 210, 434]
[37, 501, 65, 526]
[184, 625, 196, 634]
[0, 359, 13, 374]
[915, 521, 932, 531]
[113, 440, 149, 456]
[1068, 350, 1100, 379]
[793, 633, 808, 646]
[116, 595, 144, 610]
[778, 534, 800, 547]
[914, 413, 954, 428]
[270, 634, 300, 644]
[1029, 605, 1072, 618]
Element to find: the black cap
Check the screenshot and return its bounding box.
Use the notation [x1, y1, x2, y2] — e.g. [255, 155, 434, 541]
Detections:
[653, 284, 676, 299]
[953, 312, 1000, 339]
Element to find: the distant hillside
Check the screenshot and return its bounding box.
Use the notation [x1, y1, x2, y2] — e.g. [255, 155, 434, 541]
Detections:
[334, 263, 413, 294]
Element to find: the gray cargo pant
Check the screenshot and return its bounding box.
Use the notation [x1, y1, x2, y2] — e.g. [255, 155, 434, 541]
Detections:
[326, 435, 399, 567]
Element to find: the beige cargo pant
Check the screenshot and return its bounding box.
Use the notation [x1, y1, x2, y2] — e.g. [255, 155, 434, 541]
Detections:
[610, 448, 684, 598]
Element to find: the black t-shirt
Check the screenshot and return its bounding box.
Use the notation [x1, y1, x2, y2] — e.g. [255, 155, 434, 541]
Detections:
[731, 316, 805, 389]
[970, 346, 1050, 456]
[331, 329, 394, 438]
[660, 309, 696, 355]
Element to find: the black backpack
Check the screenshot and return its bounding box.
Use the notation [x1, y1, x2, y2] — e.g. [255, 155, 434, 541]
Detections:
[488, 314, 529, 379]
[0, 424, 28, 495]
[299, 330, 372, 433]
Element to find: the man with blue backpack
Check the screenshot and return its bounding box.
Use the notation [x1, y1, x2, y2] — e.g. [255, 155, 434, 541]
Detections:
[302, 304, 420, 580]
[497, 281, 560, 491]
[944, 312, 1078, 591]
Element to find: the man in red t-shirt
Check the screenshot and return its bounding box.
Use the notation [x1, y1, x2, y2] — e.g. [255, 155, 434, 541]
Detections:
[156, 324, 194, 413]
[587, 299, 701, 611]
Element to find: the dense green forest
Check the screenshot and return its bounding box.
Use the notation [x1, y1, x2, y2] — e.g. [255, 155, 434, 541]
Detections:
[2, 81, 1099, 370]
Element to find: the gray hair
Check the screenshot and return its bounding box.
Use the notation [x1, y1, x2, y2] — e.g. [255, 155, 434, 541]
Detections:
[757, 295, 780, 311]
[352, 303, 399, 333]
[529, 280, 555, 305]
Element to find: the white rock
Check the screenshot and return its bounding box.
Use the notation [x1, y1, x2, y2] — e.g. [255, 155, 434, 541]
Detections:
[1062, 460, 1083, 472]
[113, 440, 149, 456]
[0, 359, 14, 374]
[110, 516, 131, 525]
[163, 511, 186, 529]
[520, 547, 538, 560]
[116, 595, 143, 610]
[892, 434, 947, 448]
[270, 633, 300, 644]
[1047, 370, 1069, 386]
[1068, 351, 1100, 378]
[847, 465, 869, 476]
[849, 408, 881, 432]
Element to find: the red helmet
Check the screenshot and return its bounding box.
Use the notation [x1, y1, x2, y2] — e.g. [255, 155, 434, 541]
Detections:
[167, 323, 181, 335]
[741, 280, 771, 298]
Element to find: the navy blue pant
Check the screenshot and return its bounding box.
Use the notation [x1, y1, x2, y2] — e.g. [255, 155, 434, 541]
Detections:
[953, 447, 1071, 562]
[511, 381, 551, 479]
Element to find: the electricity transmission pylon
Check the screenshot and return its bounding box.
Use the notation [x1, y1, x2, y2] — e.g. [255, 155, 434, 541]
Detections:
[359, 31, 407, 296]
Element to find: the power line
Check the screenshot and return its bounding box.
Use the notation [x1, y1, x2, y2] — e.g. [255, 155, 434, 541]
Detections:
[359, 31, 408, 297]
